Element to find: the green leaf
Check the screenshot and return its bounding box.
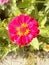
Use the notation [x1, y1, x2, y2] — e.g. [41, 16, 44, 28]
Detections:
[40, 16, 47, 27]
[40, 26, 49, 37]
[38, 11, 47, 27]
[17, 0, 31, 8]
[39, 42, 46, 50]
[30, 38, 39, 50]
[1, 47, 11, 59]
[26, 5, 35, 15]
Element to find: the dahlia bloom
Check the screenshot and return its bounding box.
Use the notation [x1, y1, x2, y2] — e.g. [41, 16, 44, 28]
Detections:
[8, 14, 39, 46]
[0, 0, 9, 5]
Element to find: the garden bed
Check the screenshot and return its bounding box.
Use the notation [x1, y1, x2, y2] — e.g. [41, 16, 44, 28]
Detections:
[0, 51, 49, 65]
[0, 0, 49, 65]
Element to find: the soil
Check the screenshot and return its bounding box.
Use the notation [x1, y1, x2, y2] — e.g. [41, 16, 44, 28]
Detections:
[0, 51, 49, 65]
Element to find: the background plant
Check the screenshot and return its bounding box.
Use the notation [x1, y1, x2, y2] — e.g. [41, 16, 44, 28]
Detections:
[0, 0, 49, 58]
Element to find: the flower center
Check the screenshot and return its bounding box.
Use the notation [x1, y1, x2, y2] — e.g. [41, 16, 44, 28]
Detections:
[16, 23, 30, 36]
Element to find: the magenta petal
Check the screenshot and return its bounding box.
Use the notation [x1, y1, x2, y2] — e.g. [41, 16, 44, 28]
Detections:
[9, 17, 20, 27]
[24, 15, 31, 23]
[30, 18, 39, 26]
[0, 0, 9, 4]
[28, 22, 34, 29]
[21, 36, 26, 45]
[28, 33, 33, 42]
[15, 36, 21, 45]
[8, 26, 16, 34]
[25, 36, 29, 43]
[19, 14, 25, 23]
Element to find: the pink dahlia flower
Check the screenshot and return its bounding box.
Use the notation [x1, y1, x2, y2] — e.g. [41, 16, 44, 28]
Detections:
[8, 14, 39, 46]
[0, 0, 9, 5]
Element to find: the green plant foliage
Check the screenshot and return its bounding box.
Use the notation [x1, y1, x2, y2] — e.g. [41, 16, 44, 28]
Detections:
[30, 38, 40, 50]
[0, 0, 49, 58]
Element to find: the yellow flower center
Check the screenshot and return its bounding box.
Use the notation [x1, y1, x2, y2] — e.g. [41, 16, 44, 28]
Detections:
[16, 23, 30, 36]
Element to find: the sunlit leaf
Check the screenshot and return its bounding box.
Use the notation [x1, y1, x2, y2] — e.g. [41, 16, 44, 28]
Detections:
[30, 38, 40, 50]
